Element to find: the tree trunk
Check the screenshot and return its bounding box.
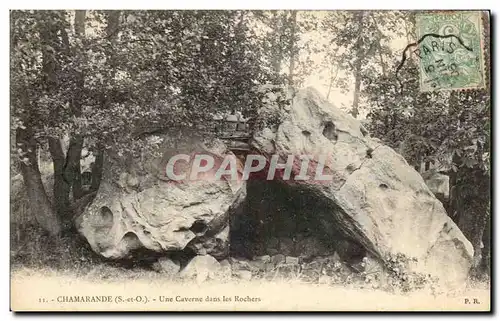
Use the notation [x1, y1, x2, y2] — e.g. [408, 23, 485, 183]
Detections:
[90, 145, 105, 192]
[43, 11, 87, 229]
[74, 10, 86, 38]
[326, 66, 339, 100]
[17, 128, 61, 236]
[270, 11, 286, 78]
[17, 13, 67, 235]
[287, 11, 297, 87]
[105, 10, 120, 72]
[48, 137, 71, 225]
[44, 11, 86, 226]
[69, 10, 118, 198]
[326, 47, 341, 100]
[452, 167, 490, 272]
[351, 12, 364, 119]
[377, 44, 387, 77]
[80, 10, 119, 196]
[370, 14, 387, 77]
[447, 169, 457, 216]
[67, 10, 87, 201]
[65, 137, 84, 200]
[351, 66, 362, 119]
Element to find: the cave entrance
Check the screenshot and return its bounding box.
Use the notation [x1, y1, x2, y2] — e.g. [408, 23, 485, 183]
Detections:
[230, 179, 367, 264]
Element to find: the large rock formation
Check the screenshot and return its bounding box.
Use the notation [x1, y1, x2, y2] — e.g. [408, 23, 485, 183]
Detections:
[76, 140, 246, 260]
[422, 170, 450, 206]
[251, 87, 473, 287]
[76, 87, 473, 288]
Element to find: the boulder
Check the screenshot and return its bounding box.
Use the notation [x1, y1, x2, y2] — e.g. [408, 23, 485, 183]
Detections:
[267, 249, 279, 256]
[285, 256, 299, 265]
[254, 255, 271, 262]
[271, 254, 286, 266]
[180, 255, 222, 282]
[219, 259, 233, 278]
[152, 257, 180, 275]
[76, 140, 246, 260]
[234, 270, 252, 281]
[251, 87, 473, 287]
[422, 170, 450, 204]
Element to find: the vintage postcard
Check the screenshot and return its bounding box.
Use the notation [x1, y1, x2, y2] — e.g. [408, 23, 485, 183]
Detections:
[10, 10, 491, 312]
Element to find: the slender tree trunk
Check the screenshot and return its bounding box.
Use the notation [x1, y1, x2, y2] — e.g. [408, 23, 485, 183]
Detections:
[105, 10, 120, 71]
[370, 14, 387, 77]
[404, 19, 411, 43]
[17, 127, 61, 236]
[69, 10, 119, 205]
[74, 10, 86, 38]
[447, 168, 458, 217]
[270, 11, 286, 78]
[67, 10, 86, 200]
[82, 10, 120, 196]
[65, 137, 84, 200]
[352, 65, 362, 119]
[378, 45, 387, 77]
[326, 47, 341, 100]
[287, 11, 297, 87]
[44, 11, 86, 229]
[48, 137, 71, 225]
[326, 65, 339, 100]
[351, 12, 364, 119]
[90, 145, 105, 192]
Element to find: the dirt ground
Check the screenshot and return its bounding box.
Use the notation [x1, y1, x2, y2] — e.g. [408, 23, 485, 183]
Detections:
[10, 266, 490, 312]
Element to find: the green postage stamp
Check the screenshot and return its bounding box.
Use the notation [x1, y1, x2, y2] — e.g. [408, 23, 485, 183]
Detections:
[415, 11, 486, 92]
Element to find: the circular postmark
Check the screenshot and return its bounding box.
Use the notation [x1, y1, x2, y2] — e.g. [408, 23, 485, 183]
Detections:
[414, 11, 486, 92]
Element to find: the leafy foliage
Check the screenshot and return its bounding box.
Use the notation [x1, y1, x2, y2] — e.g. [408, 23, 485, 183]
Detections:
[364, 14, 490, 176]
[383, 253, 439, 294]
[11, 10, 279, 157]
[322, 11, 408, 117]
[10, 10, 283, 233]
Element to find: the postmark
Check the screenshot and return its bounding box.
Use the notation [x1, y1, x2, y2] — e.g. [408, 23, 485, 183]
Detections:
[415, 11, 485, 92]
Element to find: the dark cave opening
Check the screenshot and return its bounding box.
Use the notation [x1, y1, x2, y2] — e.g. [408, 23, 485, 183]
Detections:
[101, 177, 371, 271]
[230, 179, 367, 264]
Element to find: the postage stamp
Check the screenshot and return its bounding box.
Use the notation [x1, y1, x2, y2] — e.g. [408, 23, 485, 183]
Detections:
[415, 11, 486, 92]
